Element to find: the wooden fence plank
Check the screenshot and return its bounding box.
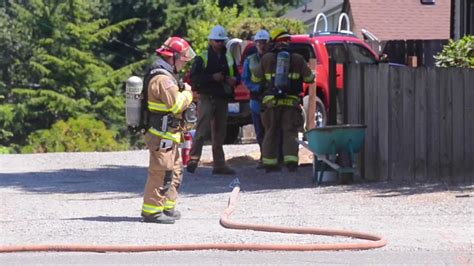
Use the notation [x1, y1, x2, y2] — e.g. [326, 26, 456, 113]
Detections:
[358, 65, 366, 179]
[401, 67, 416, 180]
[414, 67, 428, 181]
[389, 66, 403, 180]
[439, 69, 453, 180]
[452, 68, 465, 182]
[377, 64, 390, 180]
[371, 65, 380, 179]
[427, 67, 441, 180]
[346, 64, 366, 179]
[363, 65, 374, 180]
[346, 64, 362, 124]
[464, 69, 474, 182]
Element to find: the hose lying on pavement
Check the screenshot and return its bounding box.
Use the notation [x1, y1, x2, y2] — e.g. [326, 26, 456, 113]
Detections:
[0, 184, 386, 253]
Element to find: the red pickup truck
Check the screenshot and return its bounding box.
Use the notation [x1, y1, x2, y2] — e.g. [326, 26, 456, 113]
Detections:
[224, 28, 379, 143]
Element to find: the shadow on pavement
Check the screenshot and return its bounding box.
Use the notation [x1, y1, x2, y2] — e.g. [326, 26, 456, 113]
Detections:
[0, 165, 146, 194]
[1, 155, 472, 197]
[64, 216, 142, 223]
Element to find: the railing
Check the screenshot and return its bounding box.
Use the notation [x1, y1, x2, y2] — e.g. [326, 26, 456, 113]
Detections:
[313, 12, 353, 36]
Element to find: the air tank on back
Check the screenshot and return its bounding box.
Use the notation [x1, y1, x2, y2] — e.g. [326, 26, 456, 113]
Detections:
[274, 51, 290, 97]
[125, 76, 143, 130]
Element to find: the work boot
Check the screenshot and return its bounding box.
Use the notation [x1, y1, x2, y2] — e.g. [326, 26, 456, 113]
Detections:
[141, 212, 175, 224]
[286, 162, 298, 172]
[264, 165, 281, 173]
[212, 165, 236, 175]
[164, 209, 181, 220]
[186, 159, 198, 173]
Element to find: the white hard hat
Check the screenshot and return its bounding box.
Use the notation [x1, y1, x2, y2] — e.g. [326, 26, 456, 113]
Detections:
[226, 38, 242, 51]
[208, 25, 229, 40]
[253, 30, 270, 41]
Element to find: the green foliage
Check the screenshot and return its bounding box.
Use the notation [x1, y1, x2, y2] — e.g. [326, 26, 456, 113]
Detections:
[1, 0, 303, 153]
[1, 0, 142, 149]
[101, 1, 191, 67]
[228, 17, 306, 40]
[218, 0, 304, 17]
[0, 146, 10, 154]
[21, 115, 128, 153]
[187, 2, 305, 54]
[435, 35, 474, 68]
[0, 103, 15, 143]
[187, 1, 261, 55]
[0, 6, 36, 96]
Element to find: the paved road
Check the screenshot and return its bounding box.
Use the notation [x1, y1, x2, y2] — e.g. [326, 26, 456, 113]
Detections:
[1, 145, 472, 265]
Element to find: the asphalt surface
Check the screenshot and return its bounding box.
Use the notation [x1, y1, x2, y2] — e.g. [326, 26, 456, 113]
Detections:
[0, 144, 473, 265]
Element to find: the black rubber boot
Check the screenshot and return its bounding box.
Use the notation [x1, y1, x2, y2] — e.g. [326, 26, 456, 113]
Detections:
[186, 160, 198, 173]
[264, 165, 281, 173]
[164, 209, 181, 220]
[212, 165, 236, 175]
[141, 212, 175, 224]
[286, 162, 298, 172]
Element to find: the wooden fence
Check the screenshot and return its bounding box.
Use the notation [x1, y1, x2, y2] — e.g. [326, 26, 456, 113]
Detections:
[382, 39, 448, 67]
[344, 63, 474, 182]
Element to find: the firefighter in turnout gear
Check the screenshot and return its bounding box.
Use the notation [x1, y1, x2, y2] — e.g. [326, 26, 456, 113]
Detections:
[186, 25, 241, 175]
[141, 37, 196, 224]
[252, 27, 315, 173]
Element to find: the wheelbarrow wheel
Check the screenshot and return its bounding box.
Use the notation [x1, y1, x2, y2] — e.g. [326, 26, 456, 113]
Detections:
[337, 150, 353, 184]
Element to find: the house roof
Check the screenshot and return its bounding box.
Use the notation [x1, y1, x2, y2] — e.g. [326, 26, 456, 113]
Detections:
[346, 0, 451, 41]
[283, 0, 344, 25]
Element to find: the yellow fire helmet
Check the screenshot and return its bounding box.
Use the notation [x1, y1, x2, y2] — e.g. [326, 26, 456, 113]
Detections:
[270, 26, 291, 42]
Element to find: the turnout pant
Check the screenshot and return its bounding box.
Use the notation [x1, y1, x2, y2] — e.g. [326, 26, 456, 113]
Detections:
[142, 133, 183, 216]
[261, 105, 303, 167]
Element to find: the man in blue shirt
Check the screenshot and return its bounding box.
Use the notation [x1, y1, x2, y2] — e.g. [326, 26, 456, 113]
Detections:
[242, 30, 270, 169]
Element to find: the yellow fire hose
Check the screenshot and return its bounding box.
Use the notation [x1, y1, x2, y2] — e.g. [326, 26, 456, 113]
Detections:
[0, 183, 386, 253]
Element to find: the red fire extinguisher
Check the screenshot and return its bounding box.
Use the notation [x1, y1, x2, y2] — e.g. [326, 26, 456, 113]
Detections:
[181, 132, 193, 166]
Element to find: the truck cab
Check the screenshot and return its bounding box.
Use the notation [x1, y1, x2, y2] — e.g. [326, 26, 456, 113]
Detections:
[293, 31, 379, 127]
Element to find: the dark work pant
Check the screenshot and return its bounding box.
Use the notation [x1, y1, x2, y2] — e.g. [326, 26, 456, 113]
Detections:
[251, 110, 264, 156]
[189, 94, 228, 167]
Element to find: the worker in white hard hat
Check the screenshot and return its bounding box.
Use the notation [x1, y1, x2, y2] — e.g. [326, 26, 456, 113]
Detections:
[242, 30, 271, 169]
[187, 25, 240, 175]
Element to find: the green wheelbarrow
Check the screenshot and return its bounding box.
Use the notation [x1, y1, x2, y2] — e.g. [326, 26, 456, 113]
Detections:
[296, 124, 367, 185]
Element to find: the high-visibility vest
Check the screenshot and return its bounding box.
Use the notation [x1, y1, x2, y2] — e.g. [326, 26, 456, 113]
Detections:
[200, 50, 235, 77]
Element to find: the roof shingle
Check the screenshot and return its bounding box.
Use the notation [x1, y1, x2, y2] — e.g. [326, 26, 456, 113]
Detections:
[348, 0, 451, 40]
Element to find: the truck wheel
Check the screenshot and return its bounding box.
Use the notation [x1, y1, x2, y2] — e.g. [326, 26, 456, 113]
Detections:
[303, 96, 327, 130]
[315, 97, 327, 127]
[224, 125, 240, 144]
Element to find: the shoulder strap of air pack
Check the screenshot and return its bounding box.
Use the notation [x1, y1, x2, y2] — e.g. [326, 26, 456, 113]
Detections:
[141, 67, 175, 131]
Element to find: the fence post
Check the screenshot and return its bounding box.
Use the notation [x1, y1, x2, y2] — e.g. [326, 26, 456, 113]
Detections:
[328, 58, 337, 125]
[306, 59, 317, 130]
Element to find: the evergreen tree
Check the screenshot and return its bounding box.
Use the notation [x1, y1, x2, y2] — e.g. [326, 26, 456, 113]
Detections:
[1, 0, 304, 153]
[0, 0, 141, 151]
